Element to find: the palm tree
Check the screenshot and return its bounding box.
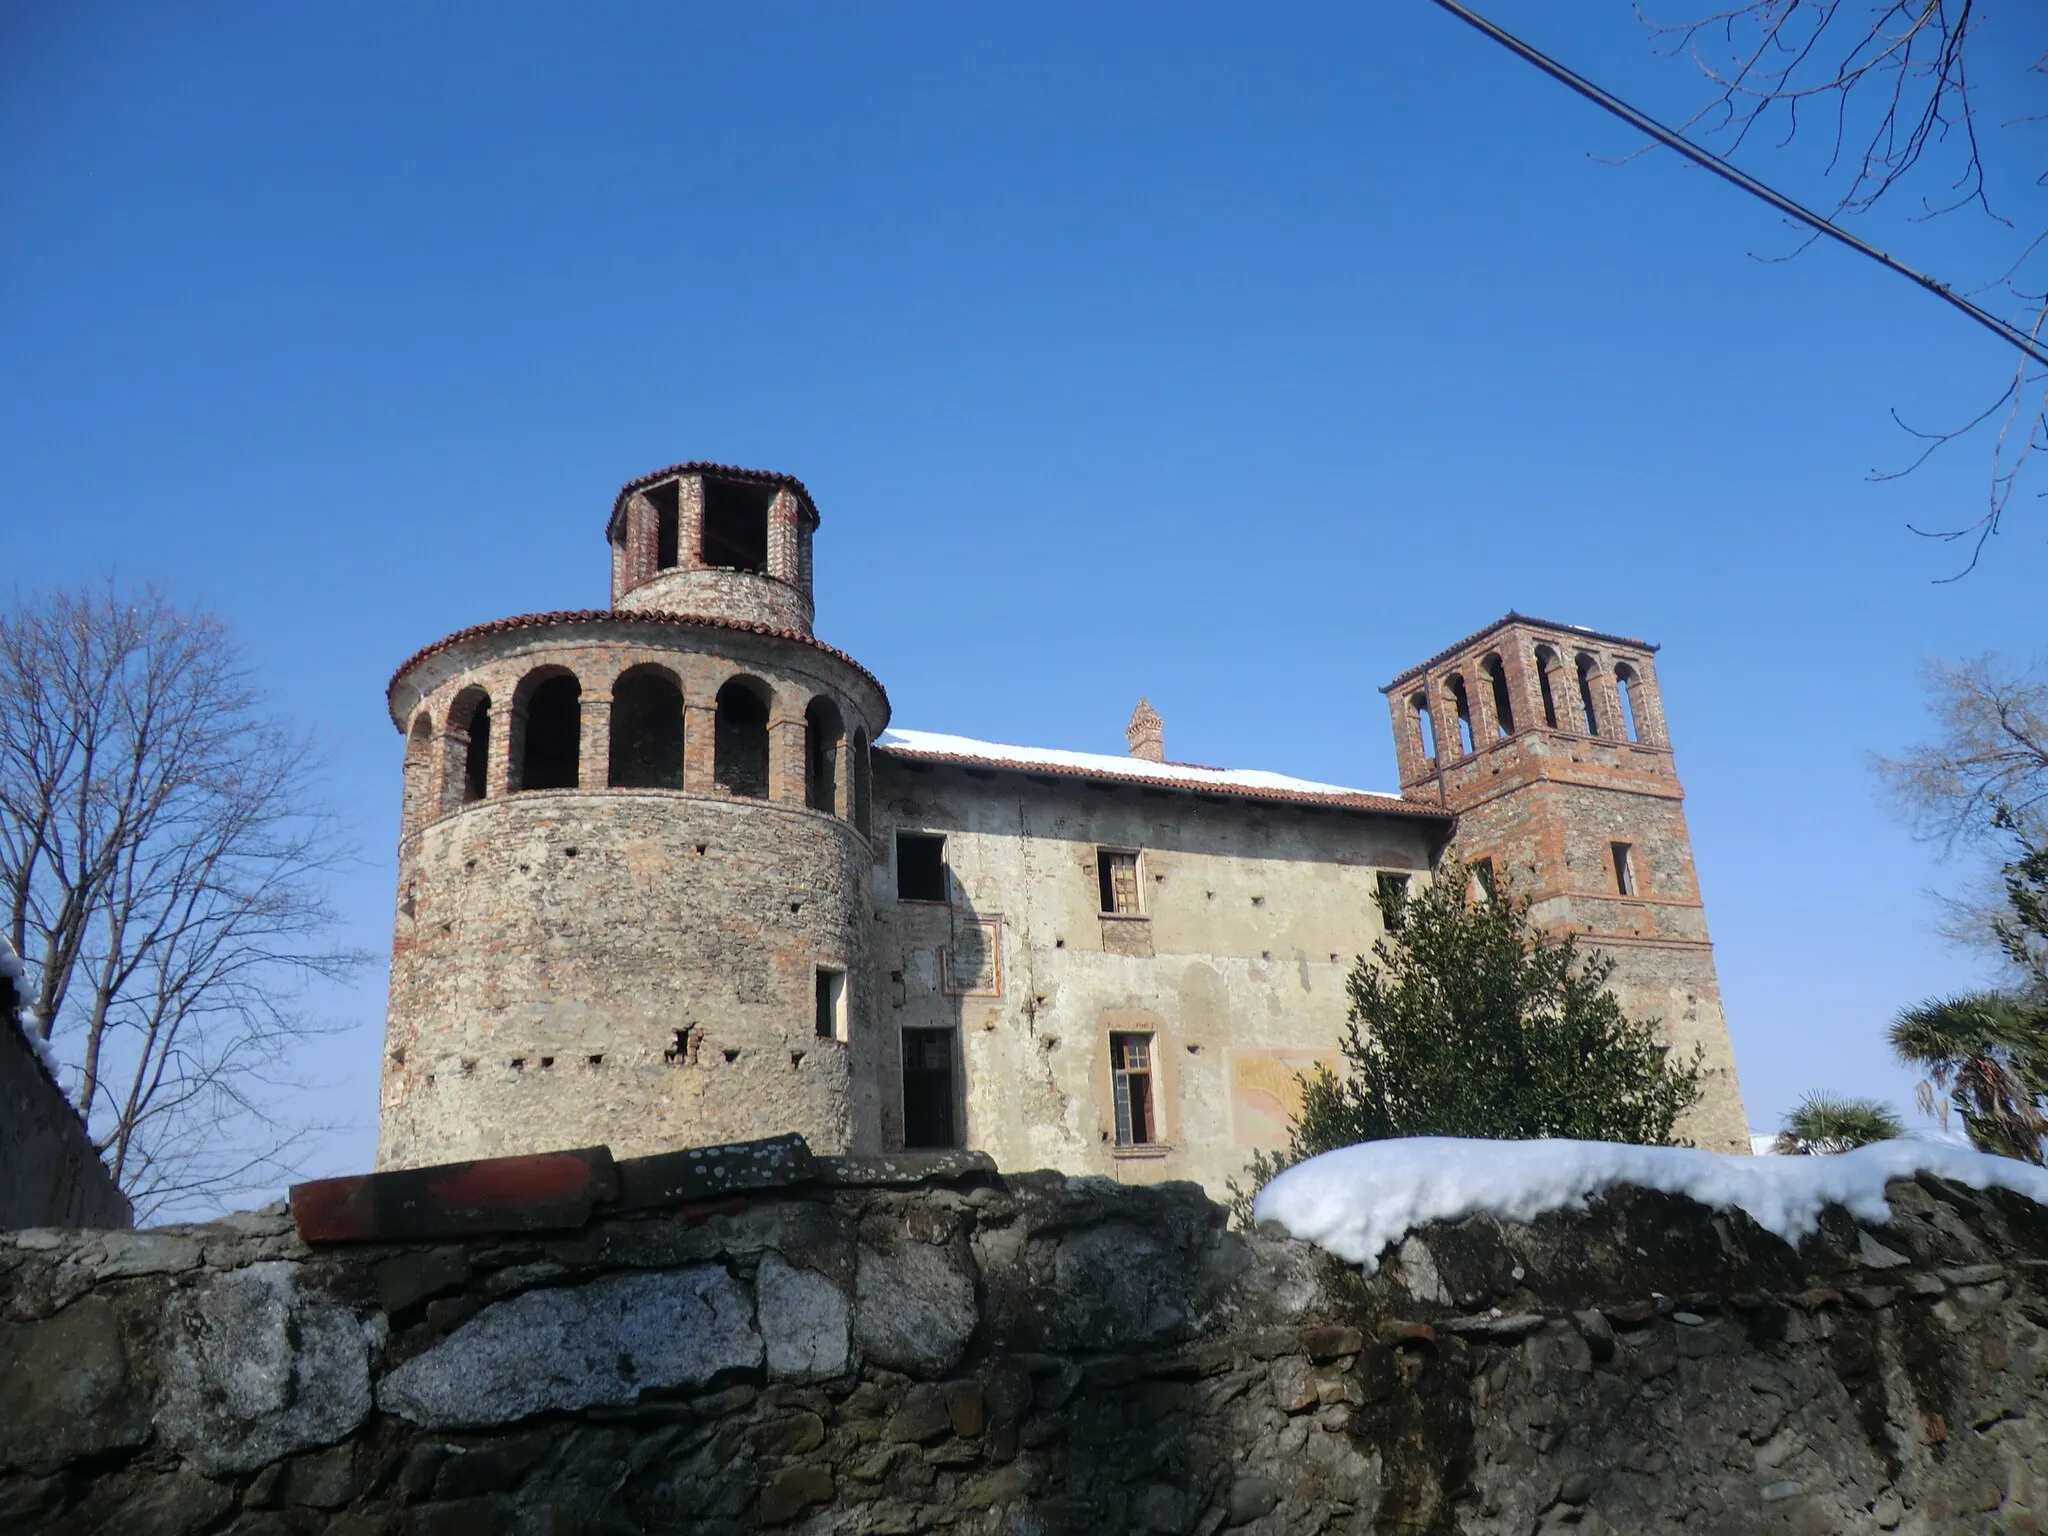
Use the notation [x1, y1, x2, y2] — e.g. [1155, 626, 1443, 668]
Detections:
[1772, 1094, 1904, 1155]
[1888, 992, 2048, 1165]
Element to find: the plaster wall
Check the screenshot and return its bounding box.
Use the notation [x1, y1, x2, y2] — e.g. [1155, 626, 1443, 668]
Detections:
[867, 761, 1443, 1195]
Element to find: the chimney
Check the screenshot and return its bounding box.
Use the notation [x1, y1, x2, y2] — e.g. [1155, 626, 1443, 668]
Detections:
[1125, 699, 1165, 763]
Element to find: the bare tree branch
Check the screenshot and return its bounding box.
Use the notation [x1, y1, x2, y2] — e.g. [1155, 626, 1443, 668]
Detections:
[1644, 2, 2048, 567]
[0, 584, 366, 1221]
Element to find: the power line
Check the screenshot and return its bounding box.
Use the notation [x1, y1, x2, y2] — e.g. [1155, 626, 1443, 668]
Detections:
[1425, 0, 2048, 371]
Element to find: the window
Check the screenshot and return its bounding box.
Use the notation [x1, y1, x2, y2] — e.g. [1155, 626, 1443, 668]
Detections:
[1469, 857, 1497, 902]
[460, 695, 492, 803]
[896, 832, 948, 902]
[1533, 646, 1561, 730]
[902, 1029, 956, 1149]
[1410, 693, 1436, 763]
[1098, 849, 1141, 915]
[1111, 1032, 1157, 1147]
[518, 674, 581, 791]
[852, 729, 872, 837]
[1483, 653, 1515, 737]
[608, 667, 684, 789]
[805, 697, 843, 814]
[701, 477, 772, 573]
[1614, 664, 1643, 744]
[1376, 872, 1411, 932]
[713, 679, 771, 798]
[1612, 842, 1637, 897]
[646, 480, 682, 571]
[815, 966, 847, 1041]
[1575, 653, 1602, 737]
[1447, 675, 1476, 757]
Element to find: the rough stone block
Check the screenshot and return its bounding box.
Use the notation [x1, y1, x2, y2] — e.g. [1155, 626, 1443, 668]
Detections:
[156, 1262, 373, 1475]
[757, 1252, 851, 1381]
[379, 1267, 760, 1427]
[0, 1298, 149, 1475]
[291, 1147, 617, 1242]
[854, 1240, 976, 1377]
[613, 1133, 819, 1210]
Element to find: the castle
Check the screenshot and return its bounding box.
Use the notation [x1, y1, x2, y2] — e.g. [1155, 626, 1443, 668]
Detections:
[376, 463, 1749, 1193]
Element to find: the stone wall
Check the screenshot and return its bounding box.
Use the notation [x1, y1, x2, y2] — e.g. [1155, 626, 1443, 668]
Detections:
[0, 971, 128, 1231]
[7, 1137, 2048, 1534]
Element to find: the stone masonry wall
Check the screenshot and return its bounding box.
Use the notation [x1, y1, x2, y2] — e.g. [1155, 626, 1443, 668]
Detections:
[7, 1138, 2048, 1534]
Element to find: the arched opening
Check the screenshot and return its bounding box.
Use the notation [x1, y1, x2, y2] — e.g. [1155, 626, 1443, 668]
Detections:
[401, 714, 434, 834]
[852, 728, 872, 837]
[646, 480, 682, 571]
[1482, 653, 1515, 737]
[714, 678, 771, 798]
[518, 673, 582, 790]
[1575, 653, 1603, 738]
[1614, 663, 1643, 744]
[702, 477, 772, 574]
[1446, 674, 1476, 757]
[609, 666, 684, 788]
[805, 696, 843, 814]
[1410, 693, 1436, 764]
[449, 687, 492, 805]
[1532, 646, 1560, 730]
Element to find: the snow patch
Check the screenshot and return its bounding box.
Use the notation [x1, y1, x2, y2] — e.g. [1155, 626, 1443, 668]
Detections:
[874, 728, 1394, 800]
[1251, 1136, 2048, 1271]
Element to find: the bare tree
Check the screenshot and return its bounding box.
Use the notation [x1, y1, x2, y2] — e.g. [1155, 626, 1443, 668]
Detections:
[0, 585, 365, 1219]
[1876, 654, 2048, 842]
[1646, 2, 2045, 571]
[1875, 652, 2048, 973]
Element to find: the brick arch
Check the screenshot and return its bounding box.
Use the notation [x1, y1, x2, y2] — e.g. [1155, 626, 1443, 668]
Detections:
[511, 665, 583, 792]
[609, 663, 686, 789]
[714, 674, 774, 799]
[401, 713, 435, 838]
[444, 685, 493, 809]
[804, 695, 845, 815]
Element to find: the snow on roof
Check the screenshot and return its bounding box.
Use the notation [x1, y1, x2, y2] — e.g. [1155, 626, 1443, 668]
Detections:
[873, 729, 1439, 816]
[1252, 1136, 2048, 1272]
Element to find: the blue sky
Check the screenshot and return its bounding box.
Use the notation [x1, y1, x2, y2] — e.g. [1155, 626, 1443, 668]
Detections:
[5, 2, 2045, 1200]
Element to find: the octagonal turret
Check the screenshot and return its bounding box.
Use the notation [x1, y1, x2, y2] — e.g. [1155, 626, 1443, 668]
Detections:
[608, 463, 819, 634]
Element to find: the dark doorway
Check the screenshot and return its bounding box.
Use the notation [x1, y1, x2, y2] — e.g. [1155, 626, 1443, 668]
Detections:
[714, 680, 771, 798]
[609, 668, 684, 788]
[519, 675, 581, 791]
[902, 1029, 957, 1149]
[701, 478, 772, 573]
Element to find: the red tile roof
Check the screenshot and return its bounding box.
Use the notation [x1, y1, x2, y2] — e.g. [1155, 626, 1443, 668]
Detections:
[386, 610, 886, 728]
[607, 463, 819, 540]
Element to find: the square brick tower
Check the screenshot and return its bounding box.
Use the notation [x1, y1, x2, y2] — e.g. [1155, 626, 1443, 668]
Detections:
[1382, 614, 1750, 1152]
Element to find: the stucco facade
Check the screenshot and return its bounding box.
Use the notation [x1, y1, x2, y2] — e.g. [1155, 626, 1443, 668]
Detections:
[375, 465, 1751, 1188]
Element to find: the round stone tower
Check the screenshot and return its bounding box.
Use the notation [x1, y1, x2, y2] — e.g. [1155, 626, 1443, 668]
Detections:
[377, 464, 889, 1170]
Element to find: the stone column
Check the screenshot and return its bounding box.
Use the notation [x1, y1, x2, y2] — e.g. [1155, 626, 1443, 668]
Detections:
[492, 701, 520, 797]
[833, 722, 855, 820]
[1501, 643, 1543, 738]
[677, 476, 706, 573]
[683, 703, 718, 792]
[578, 696, 612, 790]
[1591, 663, 1625, 745]
[767, 490, 801, 588]
[770, 717, 807, 806]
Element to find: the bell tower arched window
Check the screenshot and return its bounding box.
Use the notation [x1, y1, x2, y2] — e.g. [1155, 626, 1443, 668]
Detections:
[714, 679, 772, 798]
[609, 667, 684, 788]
